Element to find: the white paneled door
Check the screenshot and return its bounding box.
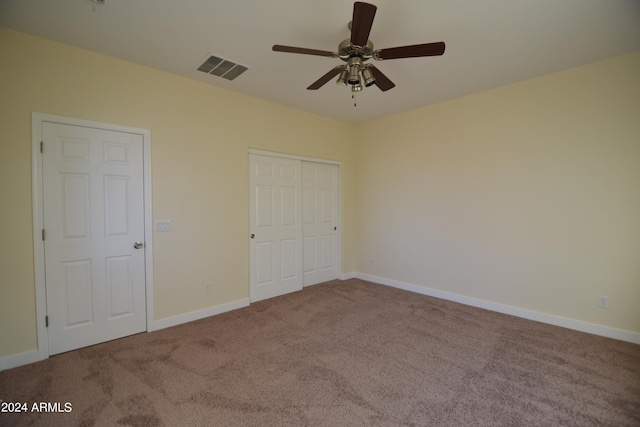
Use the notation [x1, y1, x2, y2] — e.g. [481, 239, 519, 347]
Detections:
[249, 154, 339, 302]
[249, 154, 303, 302]
[302, 162, 339, 286]
[42, 122, 147, 355]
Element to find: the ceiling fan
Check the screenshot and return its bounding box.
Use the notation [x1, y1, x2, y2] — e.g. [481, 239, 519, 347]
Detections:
[272, 1, 445, 93]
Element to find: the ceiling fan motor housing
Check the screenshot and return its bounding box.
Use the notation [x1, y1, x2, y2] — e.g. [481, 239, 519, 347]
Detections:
[338, 39, 374, 61]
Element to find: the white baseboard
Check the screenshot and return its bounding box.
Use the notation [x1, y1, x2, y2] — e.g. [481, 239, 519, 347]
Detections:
[4, 278, 636, 371]
[149, 298, 250, 332]
[356, 273, 640, 345]
[0, 350, 41, 372]
[1, 298, 250, 371]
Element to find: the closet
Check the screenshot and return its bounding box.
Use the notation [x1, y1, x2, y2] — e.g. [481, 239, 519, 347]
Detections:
[249, 153, 339, 302]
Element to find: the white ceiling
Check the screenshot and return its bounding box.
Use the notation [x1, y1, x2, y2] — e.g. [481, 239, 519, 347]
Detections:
[1, 0, 639, 124]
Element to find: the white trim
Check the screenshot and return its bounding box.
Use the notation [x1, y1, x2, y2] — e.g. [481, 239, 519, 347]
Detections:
[340, 272, 356, 280]
[151, 298, 250, 331]
[356, 273, 640, 345]
[0, 350, 41, 372]
[31, 112, 154, 362]
[2, 298, 248, 369]
[142, 128, 155, 333]
[248, 148, 342, 166]
[31, 116, 48, 362]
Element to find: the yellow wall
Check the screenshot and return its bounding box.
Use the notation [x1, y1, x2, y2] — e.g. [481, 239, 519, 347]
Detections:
[0, 29, 357, 357]
[2, 27, 639, 360]
[354, 51, 640, 332]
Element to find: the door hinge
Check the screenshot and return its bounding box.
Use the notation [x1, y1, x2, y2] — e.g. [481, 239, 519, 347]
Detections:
[45, 315, 49, 327]
[42, 229, 46, 241]
[40, 141, 43, 153]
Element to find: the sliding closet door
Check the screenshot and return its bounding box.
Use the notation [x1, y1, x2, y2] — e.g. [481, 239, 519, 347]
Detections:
[249, 154, 303, 302]
[302, 162, 339, 286]
[249, 153, 340, 302]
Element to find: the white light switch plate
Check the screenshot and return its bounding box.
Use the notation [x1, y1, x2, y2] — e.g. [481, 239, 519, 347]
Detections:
[154, 220, 172, 232]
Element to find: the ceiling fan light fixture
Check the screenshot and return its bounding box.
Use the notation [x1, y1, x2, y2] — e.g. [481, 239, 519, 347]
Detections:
[348, 66, 360, 85]
[351, 83, 363, 92]
[347, 56, 362, 85]
[361, 67, 376, 87]
[336, 69, 349, 87]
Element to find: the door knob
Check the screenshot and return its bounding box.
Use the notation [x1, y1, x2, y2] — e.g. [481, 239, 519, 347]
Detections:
[133, 242, 144, 249]
[250, 234, 255, 239]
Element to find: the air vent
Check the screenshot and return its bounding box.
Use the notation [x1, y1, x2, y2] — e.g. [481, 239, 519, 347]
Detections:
[197, 55, 248, 81]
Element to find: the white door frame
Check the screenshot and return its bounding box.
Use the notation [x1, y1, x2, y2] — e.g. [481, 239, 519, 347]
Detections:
[248, 149, 342, 291]
[31, 113, 154, 361]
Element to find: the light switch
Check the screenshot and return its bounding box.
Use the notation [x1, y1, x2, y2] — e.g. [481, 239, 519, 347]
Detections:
[154, 220, 172, 232]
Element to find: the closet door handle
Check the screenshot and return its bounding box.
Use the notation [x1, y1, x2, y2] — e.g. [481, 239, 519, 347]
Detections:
[250, 234, 255, 239]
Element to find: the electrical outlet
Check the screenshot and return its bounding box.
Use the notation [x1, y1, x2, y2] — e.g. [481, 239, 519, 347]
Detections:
[204, 282, 212, 294]
[597, 295, 608, 309]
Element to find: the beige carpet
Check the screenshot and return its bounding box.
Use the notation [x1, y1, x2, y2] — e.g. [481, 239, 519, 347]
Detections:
[1, 279, 639, 426]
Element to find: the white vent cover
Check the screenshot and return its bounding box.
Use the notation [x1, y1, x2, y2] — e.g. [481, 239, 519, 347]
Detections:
[197, 55, 248, 81]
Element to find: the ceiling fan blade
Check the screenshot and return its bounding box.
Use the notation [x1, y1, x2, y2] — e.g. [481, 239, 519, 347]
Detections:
[368, 66, 395, 91]
[376, 42, 446, 60]
[307, 67, 344, 90]
[350, 2, 377, 47]
[272, 45, 336, 58]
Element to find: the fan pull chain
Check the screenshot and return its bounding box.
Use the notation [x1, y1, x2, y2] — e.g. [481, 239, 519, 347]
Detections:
[352, 93, 357, 107]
